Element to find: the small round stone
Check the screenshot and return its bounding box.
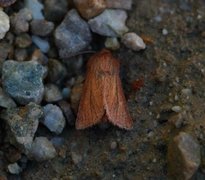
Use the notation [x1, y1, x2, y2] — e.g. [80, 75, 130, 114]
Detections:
[0, 0, 16, 7]
[122, 32, 146, 51]
[105, 37, 120, 50]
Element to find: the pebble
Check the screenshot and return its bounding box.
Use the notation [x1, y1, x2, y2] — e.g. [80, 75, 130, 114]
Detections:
[7, 163, 22, 174]
[44, 84, 63, 102]
[0, 0, 16, 7]
[15, 33, 32, 48]
[25, 0, 44, 20]
[2, 60, 47, 105]
[50, 137, 65, 148]
[30, 137, 57, 161]
[10, 8, 32, 34]
[44, 0, 68, 22]
[110, 141, 118, 150]
[55, 9, 92, 58]
[162, 28, 168, 35]
[181, 88, 192, 96]
[0, 103, 43, 153]
[32, 36, 50, 53]
[58, 100, 75, 126]
[47, 59, 67, 84]
[5, 146, 21, 163]
[71, 152, 82, 165]
[122, 32, 146, 51]
[0, 87, 16, 108]
[168, 132, 200, 180]
[171, 106, 182, 113]
[73, 0, 106, 20]
[105, 37, 120, 50]
[0, 10, 10, 39]
[31, 49, 48, 65]
[14, 48, 28, 61]
[30, 20, 54, 36]
[88, 9, 128, 37]
[106, 0, 132, 10]
[42, 104, 66, 134]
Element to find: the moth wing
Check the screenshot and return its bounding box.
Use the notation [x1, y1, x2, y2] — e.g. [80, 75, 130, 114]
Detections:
[104, 75, 133, 130]
[76, 70, 105, 129]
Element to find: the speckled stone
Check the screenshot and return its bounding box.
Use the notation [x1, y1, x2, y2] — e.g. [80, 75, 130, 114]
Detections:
[2, 60, 47, 105]
[0, 103, 43, 153]
[88, 9, 128, 37]
[55, 9, 92, 58]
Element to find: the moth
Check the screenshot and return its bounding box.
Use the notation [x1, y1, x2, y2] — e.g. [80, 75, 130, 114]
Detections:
[76, 49, 133, 130]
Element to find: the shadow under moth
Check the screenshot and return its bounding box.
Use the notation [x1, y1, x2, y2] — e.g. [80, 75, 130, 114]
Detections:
[76, 49, 133, 130]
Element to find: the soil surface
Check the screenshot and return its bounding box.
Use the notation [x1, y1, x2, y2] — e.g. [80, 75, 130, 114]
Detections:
[1, 0, 205, 180]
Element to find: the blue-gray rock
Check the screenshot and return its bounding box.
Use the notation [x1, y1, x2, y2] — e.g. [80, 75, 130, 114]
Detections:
[55, 9, 92, 58]
[0, 103, 43, 153]
[30, 137, 57, 161]
[42, 104, 66, 134]
[0, 87, 16, 108]
[44, 84, 63, 102]
[88, 9, 128, 37]
[2, 60, 47, 105]
[25, 0, 44, 20]
[32, 35, 50, 53]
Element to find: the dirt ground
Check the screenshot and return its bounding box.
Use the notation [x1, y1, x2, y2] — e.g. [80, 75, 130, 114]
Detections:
[3, 0, 205, 179]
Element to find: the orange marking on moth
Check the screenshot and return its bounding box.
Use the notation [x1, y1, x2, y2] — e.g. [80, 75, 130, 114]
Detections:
[76, 49, 133, 130]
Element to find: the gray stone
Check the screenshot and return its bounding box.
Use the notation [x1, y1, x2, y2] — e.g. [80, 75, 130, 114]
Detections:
[7, 163, 22, 174]
[30, 20, 54, 36]
[0, 87, 16, 108]
[168, 132, 201, 180]
[0, 10, 10, 39]
[0, 103, 43, 153]
[14, 48, 28, 62]
[44, 0, 68, 22]
[55, 9, 92, 58]
[30, 137, 57, 161]
[2, 60, 47, 105]
[88, 9, 128, 37]
[42, 104, 66, 134]
[106, 0, 132, 10]
[44, 84, 63, 102]
[122, 32, 146, 51]
[10, 8, 32, 34]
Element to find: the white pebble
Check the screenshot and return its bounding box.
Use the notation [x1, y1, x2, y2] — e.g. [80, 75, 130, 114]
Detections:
[171, 106, 182, 113]
[8, 163, 22, 174]
[32, 35, 50, 53]
[162, 28, 168, 35]
[122, 32, 146, 51]
[0, 10, 10, 39]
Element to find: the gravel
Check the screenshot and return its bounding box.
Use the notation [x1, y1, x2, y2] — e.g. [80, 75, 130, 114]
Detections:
[0, 10, 10, 39]
[44, 84, 63, 102]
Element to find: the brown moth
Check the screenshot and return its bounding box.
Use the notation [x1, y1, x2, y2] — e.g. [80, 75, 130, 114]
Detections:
[76, 49, 133, 130]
